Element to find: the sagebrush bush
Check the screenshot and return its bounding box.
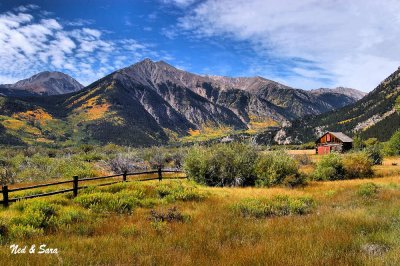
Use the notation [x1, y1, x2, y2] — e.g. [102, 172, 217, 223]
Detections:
[11, 200, 59, 230]
[108, 153, 145, 174]
[255, 152, 301, 187]
[184, 143, 258, 187]
[155, 182, 205, 202]
[148, 207, 190, 223]
[57, 207, 89, 226]
[0, 218, 9, 243]
[357, 182, 378, 198]
[74, 192, 139, 214]
[292, 154, 313, 166]
[343, 152, 373, 179]
[184, 144, 305, 187]
[232, 195, 315, 218]
[9, 224, 44, 239]
[313, 153, 345, 181]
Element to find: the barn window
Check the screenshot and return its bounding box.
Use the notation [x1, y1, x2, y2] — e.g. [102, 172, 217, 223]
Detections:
[327, 134, 331, 142]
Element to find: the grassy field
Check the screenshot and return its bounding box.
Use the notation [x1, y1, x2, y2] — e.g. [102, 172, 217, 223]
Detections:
[0, 158, 399, 265]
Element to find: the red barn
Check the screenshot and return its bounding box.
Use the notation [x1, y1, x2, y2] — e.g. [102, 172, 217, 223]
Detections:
[316, 132, 353, 154]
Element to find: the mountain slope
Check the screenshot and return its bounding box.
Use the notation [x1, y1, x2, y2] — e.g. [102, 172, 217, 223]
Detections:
[0, 71, 83, 96]
[280, 68, 400, 143]
[0, 59, 365, 146]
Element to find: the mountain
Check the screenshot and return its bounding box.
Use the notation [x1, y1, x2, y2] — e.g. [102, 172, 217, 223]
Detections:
[279, 68, 400, 143]
[0, 59, 363, 146]
[0, 71, 83, 96]
[309, 87, 366, 109]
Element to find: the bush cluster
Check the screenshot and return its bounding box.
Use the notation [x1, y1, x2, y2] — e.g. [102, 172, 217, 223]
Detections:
[232, 195, 315, 218]
[385, 130, 400, 156]
[184, 143, 304, 187]
[148, 207, 189, 223]
[357, 182, 379, 198]
[313, 152, 373, 181]
[155, 182, 205, 202]
[74, 191, 143, 214]
[0, 199, 90, 240]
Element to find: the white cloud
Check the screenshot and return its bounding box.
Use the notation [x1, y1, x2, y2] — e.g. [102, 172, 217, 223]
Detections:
[176, 0, 400, 91]
[0, 6, 164, 86]
[162, 0, 197, 8]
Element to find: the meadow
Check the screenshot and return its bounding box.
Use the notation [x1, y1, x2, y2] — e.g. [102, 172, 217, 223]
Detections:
[0, 147, 399, 265]
[0, 135, 400, 265]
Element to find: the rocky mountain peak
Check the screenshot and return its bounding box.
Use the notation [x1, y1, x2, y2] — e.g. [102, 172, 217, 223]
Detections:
[4, 71, 83, 95]
[310, 87, 366, 100]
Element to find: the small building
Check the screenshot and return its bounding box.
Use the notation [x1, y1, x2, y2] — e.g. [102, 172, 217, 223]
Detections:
[316, 132, 353, 154]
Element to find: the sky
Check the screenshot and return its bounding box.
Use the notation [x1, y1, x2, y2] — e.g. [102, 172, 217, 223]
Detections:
[1, 0, 400, 91]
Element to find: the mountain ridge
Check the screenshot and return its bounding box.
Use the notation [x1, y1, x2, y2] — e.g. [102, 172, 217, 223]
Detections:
[0, 71, 83, 96]
[0, 59, 365, 146]
[278, 68, 400, 143]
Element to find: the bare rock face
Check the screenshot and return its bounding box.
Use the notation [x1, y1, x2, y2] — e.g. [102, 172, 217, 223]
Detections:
[2, 71, 83, 95]
[112, 59, 362, 126]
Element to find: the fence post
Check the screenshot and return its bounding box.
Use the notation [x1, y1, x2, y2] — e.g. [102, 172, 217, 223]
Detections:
[123, 171, 127, 182]
[73, 176, 79, 197]
[158, 166, 162, 181]
[2, 185, 8, 208]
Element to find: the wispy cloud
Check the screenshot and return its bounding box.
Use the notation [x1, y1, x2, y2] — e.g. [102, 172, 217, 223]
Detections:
[174, 0, 400, 91]
[161, 0, 197, 8]
[0, 5, 167, 85]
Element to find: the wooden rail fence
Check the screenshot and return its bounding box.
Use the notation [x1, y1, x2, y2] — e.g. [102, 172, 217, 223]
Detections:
[0, 167, 185, 208]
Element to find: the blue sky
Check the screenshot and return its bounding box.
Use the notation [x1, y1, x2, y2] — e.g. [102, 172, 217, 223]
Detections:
[1, 0, 400, 91]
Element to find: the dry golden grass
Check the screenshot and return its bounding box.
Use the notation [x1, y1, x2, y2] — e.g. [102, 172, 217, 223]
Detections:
[1, 161, 400, 265]
[287, 149, 316, 155]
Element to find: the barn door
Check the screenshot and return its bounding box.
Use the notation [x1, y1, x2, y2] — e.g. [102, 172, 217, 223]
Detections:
[318, 146, 330, 155]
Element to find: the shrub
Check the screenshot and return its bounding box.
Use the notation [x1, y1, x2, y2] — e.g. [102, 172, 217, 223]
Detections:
[364, 138, 379, 147]
[58, 207, 89, 226]
[364, 144, 383, 165]
[343, 152, 373, 179]
[146, 147, 169, 168]
[357, 183, 378, 197]
[11, 201, 58, 230]
[232, 195, 315, 218]
[313, 153, 345, 181]
[79, 144, 95, 154]
[282, 173, 307, 188]
[385, 130, 400, 156]
[74, 190, 144, 214]
[254, 152, 300, 187]
[0, 159, 16, 185]
[148, 207, 189, 223]
[120, 225, 138, 237]
[292, 154, 312, 166]
[9, 224, 44, 239]
[184, 143, 258, 187]
[108, 153, 145, 173]
[0, 219, 9, 243]
[155, 182, 205, 202]
[353, 134, 365, 150]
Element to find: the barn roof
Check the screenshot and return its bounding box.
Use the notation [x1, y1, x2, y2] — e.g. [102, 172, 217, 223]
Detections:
[327, 132, 353, 142]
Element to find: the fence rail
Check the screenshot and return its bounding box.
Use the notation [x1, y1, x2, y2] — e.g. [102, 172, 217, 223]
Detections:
[0, 168, 186, 208]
